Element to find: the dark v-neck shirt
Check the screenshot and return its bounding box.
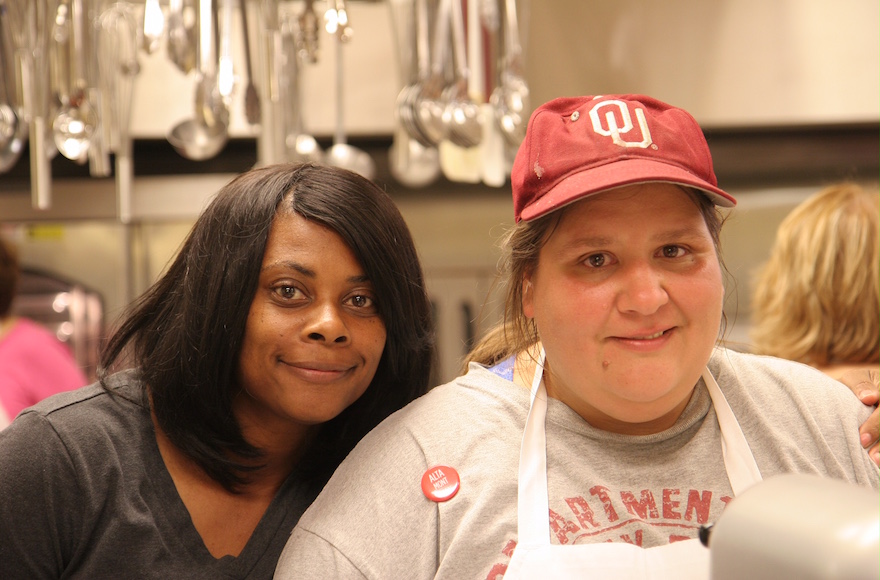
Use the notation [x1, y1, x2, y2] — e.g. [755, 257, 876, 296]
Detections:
[0, 370, 323, 579]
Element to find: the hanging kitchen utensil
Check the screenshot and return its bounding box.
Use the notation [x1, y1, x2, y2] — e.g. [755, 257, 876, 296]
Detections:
[262, 3, 285, 165]
[324, 2, 375, 180]
[387, 0, 440, 187]
[18, 0, 56, 209]
[394, 0, 431, 148]
[0, 1, 23, 170]
[0, 0, 28, 173]
[48, 0, 70, 112]
[239, 0, 260, 124]
[78, 0, 109, 176]
[167, 0, 196, 73]
[280, 8, 320, 163]
[479, 0, 506, 187]
[438, 0, 481, 184]
[142, 0, 165, 54]
[53, 0, 97, 163]
[441, 0, 481, 148]
[98, 2, 139, 223]
[490, 0, 529, 147]
[86, 85, 111, 177]
[167, 0, 230, 161]
[217, 0, 235, 101]
[412, 0, 451, 147]
[296, 0, 320, 63]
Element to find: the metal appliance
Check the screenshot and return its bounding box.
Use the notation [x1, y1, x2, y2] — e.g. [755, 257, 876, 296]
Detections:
[703, 473, 879, 580]
[11, 267, 104, 381]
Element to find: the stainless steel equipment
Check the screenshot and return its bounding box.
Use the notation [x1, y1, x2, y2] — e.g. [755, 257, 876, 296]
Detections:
[11, 267, 103, 381]
[704, 473, 879, 580]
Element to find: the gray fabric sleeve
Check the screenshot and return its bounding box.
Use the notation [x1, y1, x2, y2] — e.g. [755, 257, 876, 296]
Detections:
[275, 413, 442, 579]
[0, 411, 82, 578]
[275, 527, 368, 579]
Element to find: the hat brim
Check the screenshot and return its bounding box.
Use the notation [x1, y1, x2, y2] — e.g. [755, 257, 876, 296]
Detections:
[518, 158, 736, 222]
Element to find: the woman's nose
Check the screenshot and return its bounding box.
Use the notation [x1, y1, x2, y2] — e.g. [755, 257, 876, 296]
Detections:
[616, 264, 669, 315]
[303, 303, 349, 344]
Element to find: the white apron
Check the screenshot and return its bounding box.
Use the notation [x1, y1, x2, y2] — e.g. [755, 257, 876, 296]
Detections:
[504, 352, 763, 579]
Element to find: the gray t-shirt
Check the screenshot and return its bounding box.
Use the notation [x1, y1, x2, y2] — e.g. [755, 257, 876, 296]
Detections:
[275, 348, 879, 580]
[0, 371, 323, 579]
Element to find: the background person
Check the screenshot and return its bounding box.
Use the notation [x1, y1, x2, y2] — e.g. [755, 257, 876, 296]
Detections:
[749, 182, 879, 379]
[0, 163, 434, 579]
[275, 95, 879, 580]
[0, 236, 88, 425]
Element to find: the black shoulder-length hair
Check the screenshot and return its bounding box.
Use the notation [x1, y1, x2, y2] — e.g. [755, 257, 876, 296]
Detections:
[98, 163, 435, 491]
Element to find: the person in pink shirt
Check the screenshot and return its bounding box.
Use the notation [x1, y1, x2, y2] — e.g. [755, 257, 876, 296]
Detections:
[0, 237, 88, 424]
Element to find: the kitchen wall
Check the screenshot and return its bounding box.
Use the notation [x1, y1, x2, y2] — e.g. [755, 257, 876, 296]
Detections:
[525, 0, 879, 126]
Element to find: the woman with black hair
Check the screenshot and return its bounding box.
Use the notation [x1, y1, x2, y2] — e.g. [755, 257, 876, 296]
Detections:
[0, 163, 434, 579]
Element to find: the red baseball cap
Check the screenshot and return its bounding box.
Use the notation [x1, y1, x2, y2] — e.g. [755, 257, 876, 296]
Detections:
[511, 94, 736, 222]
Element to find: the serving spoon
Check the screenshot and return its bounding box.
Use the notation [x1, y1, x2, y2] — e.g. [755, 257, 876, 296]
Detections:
[167, 0, 229, 160]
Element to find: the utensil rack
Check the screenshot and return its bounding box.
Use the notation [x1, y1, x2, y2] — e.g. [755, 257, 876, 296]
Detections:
[0, 0, 529, 212]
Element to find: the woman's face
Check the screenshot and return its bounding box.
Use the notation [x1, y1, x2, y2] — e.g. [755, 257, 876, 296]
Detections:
[235, 210, 387, 441]
[522, 183, 723, 434]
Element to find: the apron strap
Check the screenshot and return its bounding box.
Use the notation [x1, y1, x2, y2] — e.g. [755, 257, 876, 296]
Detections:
[516, 359, 763, 548]
[701, 367, 763, 496]
[517, 348, 550, 546]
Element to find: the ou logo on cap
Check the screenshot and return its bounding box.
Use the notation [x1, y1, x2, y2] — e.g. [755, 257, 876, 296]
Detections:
[589, 99, 654, 149]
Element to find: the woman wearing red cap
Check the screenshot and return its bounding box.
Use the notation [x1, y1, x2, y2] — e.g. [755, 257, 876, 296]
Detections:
[275, 95, 879, 579]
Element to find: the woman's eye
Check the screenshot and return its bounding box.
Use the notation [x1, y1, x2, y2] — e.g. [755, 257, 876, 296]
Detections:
[585, 253, 607, 268]
[274, 285, 304, 300]
[661, 245, 686, 258]
[348, 294, 375, 309]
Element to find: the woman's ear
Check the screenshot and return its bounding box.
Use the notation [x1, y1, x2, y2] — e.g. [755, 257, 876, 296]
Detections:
[522, 277, 535, 319]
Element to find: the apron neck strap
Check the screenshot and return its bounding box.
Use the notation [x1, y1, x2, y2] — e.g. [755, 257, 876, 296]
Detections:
[516, 359, 763, 547]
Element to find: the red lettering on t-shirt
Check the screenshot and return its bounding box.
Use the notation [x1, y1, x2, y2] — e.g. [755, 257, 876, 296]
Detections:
[485, 564, 507, 580]
[564, 496, 600, 529]
[549, 508, 581, 544]
[620, 529, 644, 546]
[589, 486, 619, 522]
[662, 488, 682, 520]
[685, 489, 713, 523]
[620, 489, 659, 520]
[484, 540, 518, 580]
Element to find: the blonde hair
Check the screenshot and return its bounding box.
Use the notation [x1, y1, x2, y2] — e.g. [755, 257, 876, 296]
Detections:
[465, 188, 726, 369]
[749, 183, 880, 366]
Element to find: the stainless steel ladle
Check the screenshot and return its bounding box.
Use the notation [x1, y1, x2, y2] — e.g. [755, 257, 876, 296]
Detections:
[52, 0, 97, 163]
[167, 0, 230, 160]
[441, 0, 482, 148]
[0, 3, 24, 171]
[324, 6, 374, 179]
[490, 0, 529, 147]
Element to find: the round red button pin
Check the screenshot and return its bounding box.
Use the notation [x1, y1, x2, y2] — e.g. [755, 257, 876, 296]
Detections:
[421, 465, 460, 502]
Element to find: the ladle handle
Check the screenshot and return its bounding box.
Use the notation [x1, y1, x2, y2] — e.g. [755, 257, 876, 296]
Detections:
[30, 116, 52, 210]
[415, 0, 429, 81]
[450, 0, 468, 82]
[218, 0, 234, 97]
[334, 31, 345, 146]
[239, 0, 254, 80]
[69, 0, 85, 87]
[503, 0, 523, 70]
[198, 0, 215, 77]
[429, 0, 452, 78]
